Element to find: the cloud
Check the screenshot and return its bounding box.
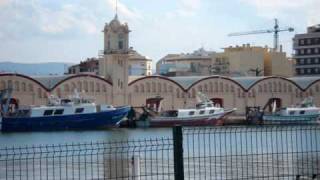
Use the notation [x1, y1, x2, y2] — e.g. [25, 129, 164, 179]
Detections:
[0, 0, 100, 40]
[0, 0, 10, 7]
[239, 0, 319, 25]
[164, 0, 202, 18]
[105, 0, 142, 20]
[34, 4, 98, 34]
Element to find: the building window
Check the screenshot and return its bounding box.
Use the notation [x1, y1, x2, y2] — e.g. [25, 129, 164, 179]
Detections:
[84, 81, 88, 92]
[300, 39, 304, 45]
[28, 84, 33, 92]
[14, 81, 19, 91]
[300, 59, 304, 64]
[64, 84, 70, 92]
[315, 58, 319, 64]
[38, 88, 42, 98]
[7, 80, 12, 89]
[225, 84, 229, 93]
[146, 83, 150, 92]
[307, 58, 311, 64]
[90, 82, 94, 92]
[300, 69, 304, 74]
[0, 81, 6, 90]
[192, 88, 196, 98]
[307, 68, 311, 74]
[134, 85, 138, 93]
[152, 82, 156, 92]
[163, 83, 167, 92]
[288, 85, 292, 92]
[118, 41, 123, 50]
[140, 84, 144, 92]
[315, 48, 319, 54]
[96, 83, 100, 92]
[209, 82, 213, 92]
[220, 82, 223, 92]
[307, 49, 311, 54]
[307, 39, 311, 44]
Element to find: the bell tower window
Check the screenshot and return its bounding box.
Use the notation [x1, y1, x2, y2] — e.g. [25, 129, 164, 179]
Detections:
[118, 41, 123, 49]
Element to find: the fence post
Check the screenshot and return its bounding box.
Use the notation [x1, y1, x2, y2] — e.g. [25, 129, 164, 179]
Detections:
[173, 125, 184, 180]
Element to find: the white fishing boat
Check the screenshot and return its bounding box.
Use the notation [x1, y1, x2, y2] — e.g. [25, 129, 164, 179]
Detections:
[263, 97, 320, 124]
[132, 93, 236, 127]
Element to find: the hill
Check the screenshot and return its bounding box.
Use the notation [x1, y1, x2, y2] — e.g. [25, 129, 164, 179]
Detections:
[0, 62, 74, 75]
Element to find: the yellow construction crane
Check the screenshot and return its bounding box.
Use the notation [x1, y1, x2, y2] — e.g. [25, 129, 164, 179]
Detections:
[228, 19, 294, 51]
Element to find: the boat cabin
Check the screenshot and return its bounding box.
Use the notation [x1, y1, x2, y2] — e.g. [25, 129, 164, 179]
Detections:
[278, 107, 320, 116]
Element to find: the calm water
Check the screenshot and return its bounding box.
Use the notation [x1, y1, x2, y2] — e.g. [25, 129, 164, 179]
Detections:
[0, 128, 172, 148]
[0, 126, 320, 179]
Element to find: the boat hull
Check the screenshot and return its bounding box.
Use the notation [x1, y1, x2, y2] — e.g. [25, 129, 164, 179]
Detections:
[1, 106, 130, 132]
[148, 117, 224, 127]
[143, 109, 235, 128]
[263, 114, 320, 124]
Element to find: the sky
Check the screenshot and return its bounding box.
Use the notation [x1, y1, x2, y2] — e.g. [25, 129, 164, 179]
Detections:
[0, 0, 319, 64]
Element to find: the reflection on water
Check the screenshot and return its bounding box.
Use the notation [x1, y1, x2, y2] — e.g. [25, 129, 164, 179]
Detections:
[0, 128, 172, 147]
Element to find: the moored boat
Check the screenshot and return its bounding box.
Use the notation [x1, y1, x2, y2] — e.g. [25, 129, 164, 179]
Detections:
[128, 93, 236, 128]
[0, 90, 130, 132]
[263, 97, 320, 124]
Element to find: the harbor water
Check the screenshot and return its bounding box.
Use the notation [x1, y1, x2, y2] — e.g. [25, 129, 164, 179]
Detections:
[0, 126, 319, 179]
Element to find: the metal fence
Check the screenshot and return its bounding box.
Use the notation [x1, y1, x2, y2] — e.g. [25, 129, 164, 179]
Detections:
[0, 138, 174, 180]
[0, 125, 320, 180]
[182, 125, 320, 180]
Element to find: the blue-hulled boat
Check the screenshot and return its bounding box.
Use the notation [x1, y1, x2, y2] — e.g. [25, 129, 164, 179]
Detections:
[0, 91, 130, 132]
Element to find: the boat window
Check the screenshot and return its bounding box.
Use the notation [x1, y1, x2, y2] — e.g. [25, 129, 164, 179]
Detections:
[54, 109, 64, 115]
[75, 108, 84, 113]
[300, 111, 305, 115]
[199, 110, 205, 115]
[189, 111, 195, 115]
[196, 103, 204, 109]
[289, 111, 295, 115]
[209, 110, 215, 114]
[43, 110, 53, 116]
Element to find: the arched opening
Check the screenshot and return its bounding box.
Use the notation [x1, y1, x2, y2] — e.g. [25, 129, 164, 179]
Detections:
[1, 98, 19, 115]
[265, 98, 282, 112]
[211, 98, 224, 107]
[146, 96, 163, 112]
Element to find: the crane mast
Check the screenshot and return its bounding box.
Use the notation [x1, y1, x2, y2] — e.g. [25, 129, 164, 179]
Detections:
[228, 18, 294, 51]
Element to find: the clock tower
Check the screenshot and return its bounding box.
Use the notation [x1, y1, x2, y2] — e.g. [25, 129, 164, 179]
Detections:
[99, 15, 130, 105]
